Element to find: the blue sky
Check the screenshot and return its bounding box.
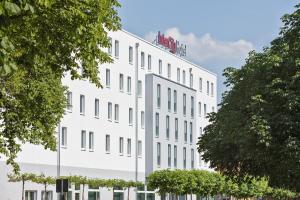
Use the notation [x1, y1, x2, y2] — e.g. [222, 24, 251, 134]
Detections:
[117, 0, 297, 102]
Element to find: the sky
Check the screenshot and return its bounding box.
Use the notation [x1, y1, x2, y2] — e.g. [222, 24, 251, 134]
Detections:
[117, 0, 297, 102]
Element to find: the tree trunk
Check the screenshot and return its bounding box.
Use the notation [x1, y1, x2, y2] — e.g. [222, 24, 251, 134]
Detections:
[127, 187, 130, 200]
[112, 188, 115, 200]
[44, 184, 47, 200]
[82, 184, 85, 200]
[22, 179, 25, 200]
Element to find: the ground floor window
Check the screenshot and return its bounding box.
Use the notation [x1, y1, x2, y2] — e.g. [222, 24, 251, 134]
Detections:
[41, 191, 53, 200]
[25, 191, 37, 200]
[137, 193, 146, 200]
[113, 192, 124, 200]
[88, 191, 100, 200]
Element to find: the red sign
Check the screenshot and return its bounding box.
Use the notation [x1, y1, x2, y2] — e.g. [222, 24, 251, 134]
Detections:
[157, 31, 186, 57]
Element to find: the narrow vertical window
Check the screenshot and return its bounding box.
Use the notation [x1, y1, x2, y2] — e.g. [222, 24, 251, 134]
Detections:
[67, 91, 72, 111]
[158, 59, 162, 75]
[129, 108, 133, 125]
[138, 80, 142, 97]
[155, 113, 159, 137]
[191, 149, 195, 169]
[119, 74, 124, 91]
[167, 63, 171, 78]
[173, 90, 177, 113]
[184, 121, 187, 143]
[105, 135, 110, 153]
[212, 106, 215, 113]
[108, 102, 112, 120]
[115, 40, 119, 58]
[199, 78, 202, 92]
[182, 70, 186, 85]
[168, 88, 171, 111]
[108, 37, 112, 54]
[157, 84, 161, 108]
[204, 104, 207, 117]
[190, 122, 193, 144]
[95, 98, 99, 117]
[80, 95, 85, 115]
[106, 69, 110, 87]
[183, 147, 187, 169]
[157, 142, 161, 166]
[127, 76, 131, 94]
[207, 81, 210, 95]
[148, 55, 152, 71]
[191, 96, 194, 118]
[175, 118, 178, 141]
[138, 140, 142, 157]
[199, 127, 203, 135]
[141, 52, 145, 68]
[174, 145, 177, 168]
[198, 102, 202, 116]
[129, 46, 133, 64]
[168, 144, 171, 168]
[119, 137, 124, 155]
[127, 138, 131, 156]
[190, 73, 193, 88]
[114, 104, 119, 122]
[183, 93, 186, 115]
[166, 115, 170, 139]
[211, 82, 214, 97]
[177, 68, 180, 82]
[89, 132, 94, 151]
[81, 130, 86, 150]
[141, 111, 145, 129]
[61, 127, 67, 147]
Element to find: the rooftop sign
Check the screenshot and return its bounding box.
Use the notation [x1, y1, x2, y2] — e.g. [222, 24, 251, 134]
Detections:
[155, 31, 187, 57]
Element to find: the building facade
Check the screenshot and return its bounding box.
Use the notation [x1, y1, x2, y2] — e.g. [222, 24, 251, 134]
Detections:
[0, 30, 217, 200]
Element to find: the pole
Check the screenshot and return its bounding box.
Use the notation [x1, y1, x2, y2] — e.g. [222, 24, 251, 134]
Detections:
[57, 123, 62, 200]
[135, 42, 139, 199]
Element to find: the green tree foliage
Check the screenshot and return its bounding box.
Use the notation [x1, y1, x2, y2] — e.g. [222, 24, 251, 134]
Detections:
[197, 4, 300, 191]
[0, 0, 121, 172]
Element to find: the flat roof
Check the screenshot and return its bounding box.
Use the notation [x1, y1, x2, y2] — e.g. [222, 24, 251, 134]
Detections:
[121, 29, 217, 77]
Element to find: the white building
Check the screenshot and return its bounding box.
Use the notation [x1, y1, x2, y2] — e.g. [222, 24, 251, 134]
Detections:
[0, 30, 217, 200]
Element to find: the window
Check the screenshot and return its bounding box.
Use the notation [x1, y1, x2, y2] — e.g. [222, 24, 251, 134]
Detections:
[148, 55, 152, 71]
[168, 88, 171, 111]
[183, 147, 186, 169]
[106, 69, 110, 87]
[80, 95, 85, 115]
[127, 76, 131, 94]
[114, 104, 119, 122]
[67, 91, 72, 111]
[129, 108, 133, 125]
[108, 102, 112, 120]
[177, 68, 180, 82]
[61, 127, 67, 147]
[175, 118, 178, 141]
[199, 127, 203, 135]
[183, 93, 186, 115]
[81, 130, 86, 150]
[166, 115, 170, 139]
[127, 138, 131, 156]
[212, 106, 215, 113]
[141, 52, 145, 68]
[173, 90, 177, 113]
[182, 70, 186, 85]
[168, 144, 171, 167]
[190, 73, 193, 88]
[198, 102, 202, 116]
[207, 81, 209, 95]
[129, 46, 133, 64]
[138, 80, 142, 97]
[190, 122, 193, 144]
[174, 145, 177, 168]
[25, 191, 37, 200]
[199, 78, 202, 92]
[191, 149, 195, 169]
[41, 191, 53, 200]
[191, 96, 194, 118]
[88, 191, 100, 200]
[157, 84, 161, 108]
[94, 98, 99, 117]
[138, 140, 142, 157]
[105, 135, 110, 153]
[119, 137, 124, 155]
[89, 131, 94, 151]
[184, 121, 187, 143]
[211, 82, 214, 97]
[141, 111, 145, 129]
[157, 142, 161, 166]
[204, 104, 207, 117]
[155, 113, 159, 137]
[108, 37, 112, 54]
[114, 191, 124, 200]
[119, 74, 124, 91]
[167, 63, 171, 78]
[158, 59, 162, 75]
[115, 40, 119, 58]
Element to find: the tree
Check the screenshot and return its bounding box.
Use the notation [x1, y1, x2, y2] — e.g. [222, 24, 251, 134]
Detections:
[8, 173, 36, 200]
[0, 0, 121, 172]
[198, 4, 300, 191]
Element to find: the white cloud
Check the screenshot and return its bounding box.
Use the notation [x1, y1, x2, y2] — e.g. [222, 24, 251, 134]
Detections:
[144, 27, 255, 69]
